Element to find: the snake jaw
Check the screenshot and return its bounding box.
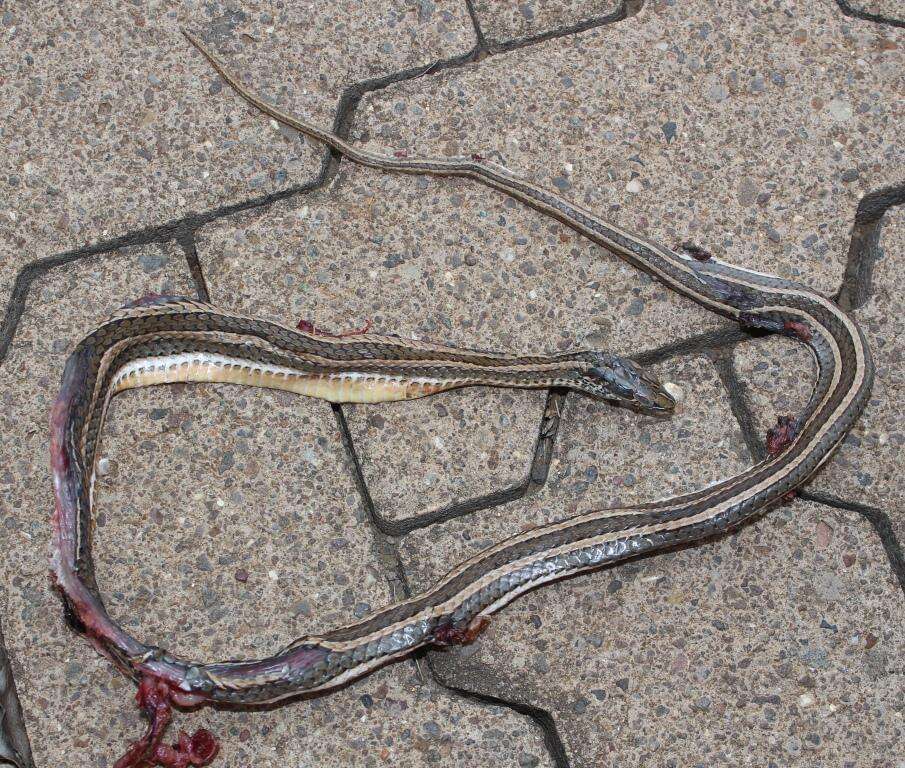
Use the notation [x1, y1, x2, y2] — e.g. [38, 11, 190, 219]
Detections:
[584, 355, 676, 414]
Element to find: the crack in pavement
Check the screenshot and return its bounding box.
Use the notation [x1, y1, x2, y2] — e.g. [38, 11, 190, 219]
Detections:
[1, 5, 901, 765]
[838, 182, 905, 311]
[0, 619, 32, 768]
[801, 490, 905, 596]
[426, 655, 571, 768]
[834, 0, 905, 28]
[332, 400, 569, 763]
[339, 388, 565, 537]
[469, 0, 643, 54]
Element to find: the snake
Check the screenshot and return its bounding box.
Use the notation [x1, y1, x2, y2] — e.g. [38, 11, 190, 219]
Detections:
[49, 29, 873, 723]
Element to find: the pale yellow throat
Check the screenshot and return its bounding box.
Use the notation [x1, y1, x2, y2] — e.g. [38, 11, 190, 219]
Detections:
[109, 352, 457, 404]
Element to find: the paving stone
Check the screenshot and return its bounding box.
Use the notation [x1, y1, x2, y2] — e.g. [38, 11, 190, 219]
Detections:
[196, 176, 722, 523]
[358, 0, 904, 297]
[196, 170, 726, 357]
[93, 384, 375, 659]
[403, 493, 904, 766]
[471, 0, 623, 44]
[841, 0, 905, 23]
[0, 245, 195, 767]
[0, 0, 473, 272]
[734, 208, 904, 539]
[345, 387, 543, 524]
[0, 244, 549, 765]
[400, 353, 750, 588]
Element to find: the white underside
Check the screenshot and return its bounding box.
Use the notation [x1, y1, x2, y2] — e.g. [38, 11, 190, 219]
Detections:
[110, 352, 454, 404]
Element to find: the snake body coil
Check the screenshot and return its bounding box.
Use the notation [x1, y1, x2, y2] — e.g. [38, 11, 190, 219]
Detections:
[50, 32, 873, 712]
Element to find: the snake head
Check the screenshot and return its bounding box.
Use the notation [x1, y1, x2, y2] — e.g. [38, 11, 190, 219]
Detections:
[580, 353, 676, 414]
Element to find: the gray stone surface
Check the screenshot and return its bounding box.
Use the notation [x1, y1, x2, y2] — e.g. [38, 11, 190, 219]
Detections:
[841, 0, 905, 23]
[0, 1, 473, 272]
[345, 387, 543, 523]
[1, 0, 902, 765]
[406, 495, 904, 767]
[358, 0, 903, 296]
[734, 209, 904, 536]
[94, 385, 373, 659]
[0, 245, 195, 767]
[196, 164, 728, 360]
[0, 244, 549, 766]
[472, 0, 623, 43]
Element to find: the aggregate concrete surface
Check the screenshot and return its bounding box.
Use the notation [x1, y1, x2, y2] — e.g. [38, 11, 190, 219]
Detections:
[0, 2, 902, 767]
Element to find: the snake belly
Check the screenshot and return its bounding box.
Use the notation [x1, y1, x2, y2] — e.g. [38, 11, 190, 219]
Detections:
[47, 32, 874, 707]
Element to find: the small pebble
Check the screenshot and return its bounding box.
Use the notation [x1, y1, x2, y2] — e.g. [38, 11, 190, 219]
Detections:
[798, 693, 815, 708]
[840, 168, 860, 183]
[826, 98, 853, 121]
[96, 456, 113, 476]
[625, 178, 642, 194]
[234, 569, 249, 583]
[661, 120, 677, 142]
[814, 520, 833, 548]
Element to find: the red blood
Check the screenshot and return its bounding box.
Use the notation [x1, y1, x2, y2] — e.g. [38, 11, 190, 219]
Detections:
[113, 675, 219, 768]
[783, 320, 812, 342]
[296, 318, 372, 338]
[433, 616, 490, 646]
[152, 729, 219, 768]
[393, 150, 408, 158]
[766, 415, 800, 456]
[678, 242, 713, 262]
[781, 490, 797, 505]
[471, 153, 485, 162]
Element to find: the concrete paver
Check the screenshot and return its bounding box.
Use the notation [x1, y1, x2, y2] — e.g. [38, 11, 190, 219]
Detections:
[472, 0, 623, 44]
[358, 0, 903, 296]
[734, 208, 905, 539]
[0, 1, 474, 291]
[0, 1, 901, 765]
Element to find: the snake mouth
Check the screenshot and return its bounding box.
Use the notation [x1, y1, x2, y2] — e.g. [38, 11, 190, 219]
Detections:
[636, 373, 677, 414]
[621, 386, 675, 416]
[642, 386, 677, 414]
